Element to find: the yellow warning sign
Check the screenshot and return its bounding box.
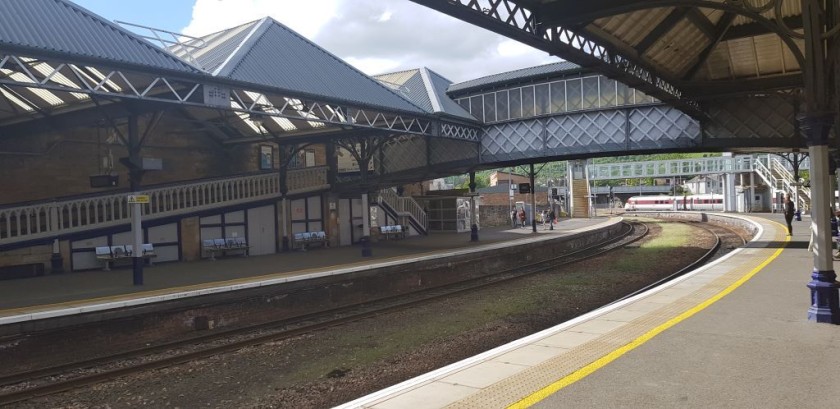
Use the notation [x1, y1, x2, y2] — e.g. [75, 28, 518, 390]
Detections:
[127, 194, 150, 204]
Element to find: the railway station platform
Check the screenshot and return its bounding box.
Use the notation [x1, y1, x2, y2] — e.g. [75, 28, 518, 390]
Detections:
[0, 218, 604, 320]
[338, 212, 840, 409]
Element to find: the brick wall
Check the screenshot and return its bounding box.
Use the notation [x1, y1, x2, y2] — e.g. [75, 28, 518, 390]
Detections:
[479, 192, 550, 206]
[0, 115, 319, 205]
[479, 205, 515, 227]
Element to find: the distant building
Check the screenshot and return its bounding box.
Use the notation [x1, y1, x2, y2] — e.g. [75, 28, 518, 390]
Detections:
[489, 171, 530, 187]
[429, 178, 454, 191]
[683, 175, 722, 194]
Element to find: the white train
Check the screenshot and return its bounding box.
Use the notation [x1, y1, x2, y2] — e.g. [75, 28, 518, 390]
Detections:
[624, 194, 724, 211]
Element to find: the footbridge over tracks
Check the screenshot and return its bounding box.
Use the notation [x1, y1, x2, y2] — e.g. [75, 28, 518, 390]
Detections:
[444, 63, 805, 170]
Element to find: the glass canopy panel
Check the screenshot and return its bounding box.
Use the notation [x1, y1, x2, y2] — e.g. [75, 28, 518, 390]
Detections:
[535, 84, 549, 116]
[495, 90, 509, 121]
[550, 81, 565, 113]
[521, 85, 535, 117]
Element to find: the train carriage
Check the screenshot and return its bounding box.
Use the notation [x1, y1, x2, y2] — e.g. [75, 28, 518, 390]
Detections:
[624, 194, 724, 211]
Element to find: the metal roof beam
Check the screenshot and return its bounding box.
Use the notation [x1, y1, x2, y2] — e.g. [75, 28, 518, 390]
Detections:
[682, 13, 737, 81]
[681, 74, 803, 98]
[635, 7, 691, 55]
[722, 16, 803, 41]
[408, 0, 703, 118]
[534, 0, 655, 26]
[686, 9, 717, 39]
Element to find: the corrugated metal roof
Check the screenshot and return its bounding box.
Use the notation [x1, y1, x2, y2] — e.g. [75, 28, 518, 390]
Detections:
[424, 68, 476, 121]
[374, 68, 477, 121]
[0, 0, 200, 75]
[170, 21, 258, 74]
[375, 69, 434, 113]
[215, 18, 425, 114]
[447, 61, 581, 94]
[586, 1, 804, 82]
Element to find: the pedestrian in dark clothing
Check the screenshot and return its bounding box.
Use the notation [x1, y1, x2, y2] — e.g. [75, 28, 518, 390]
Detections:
[548, 209, 556, 225]
[783, 194, 795, 236]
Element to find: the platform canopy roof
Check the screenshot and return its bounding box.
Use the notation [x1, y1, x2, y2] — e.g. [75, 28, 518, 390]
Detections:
[375, 67, 478, 122]
[409, 0, 809, 118]
[170, 18, 425, 115]
[0, 0, 437, 141]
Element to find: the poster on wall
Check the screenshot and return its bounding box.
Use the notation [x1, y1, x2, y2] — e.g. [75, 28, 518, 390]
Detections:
[260, 145, 273, 170]
[336, 146, 375, 174]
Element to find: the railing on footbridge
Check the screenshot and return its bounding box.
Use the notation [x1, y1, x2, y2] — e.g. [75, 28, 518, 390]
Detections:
[588, 156, 756, 181]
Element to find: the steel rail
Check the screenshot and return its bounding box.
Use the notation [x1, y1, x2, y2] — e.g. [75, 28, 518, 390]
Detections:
[0, 221, 658, 405]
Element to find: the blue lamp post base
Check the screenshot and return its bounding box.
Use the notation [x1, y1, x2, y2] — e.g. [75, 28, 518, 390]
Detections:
[807, 269, 840, 324]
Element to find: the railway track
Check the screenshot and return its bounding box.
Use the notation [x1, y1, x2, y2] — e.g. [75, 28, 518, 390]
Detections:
[612, 219, 747, 305]
[0, 220, 740, 405]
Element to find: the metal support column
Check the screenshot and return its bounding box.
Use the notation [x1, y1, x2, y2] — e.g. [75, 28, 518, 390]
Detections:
[469, 172, 478, 241]
[361, 192, 372, 257]
[530, 164, 537, 233]
[128, 114, 143, 286]
[802, 0, 839, 323]
[278, 156, 290, 252]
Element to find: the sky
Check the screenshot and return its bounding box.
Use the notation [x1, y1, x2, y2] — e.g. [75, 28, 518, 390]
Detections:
[72, 0, 559, 83]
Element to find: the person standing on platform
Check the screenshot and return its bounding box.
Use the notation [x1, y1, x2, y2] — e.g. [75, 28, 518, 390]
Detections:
[548, 209, 556, 226]
[518, 208, 526, 228]
[511, 209, 517, 228]
[783, 194, 795, 236]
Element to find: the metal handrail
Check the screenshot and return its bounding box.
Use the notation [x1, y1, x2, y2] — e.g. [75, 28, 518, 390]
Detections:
[378, 188, 428, 232]
[0, 167, 328, 246]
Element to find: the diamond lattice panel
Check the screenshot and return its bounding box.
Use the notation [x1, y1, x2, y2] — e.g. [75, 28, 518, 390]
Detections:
[547, 110, 625, 150]
[629, 106, 700, 150]
[482, 119, 543, 158]
[430, 137, 479, 165]
[382, 135, 427, 173]
[706, 96, 795, 143]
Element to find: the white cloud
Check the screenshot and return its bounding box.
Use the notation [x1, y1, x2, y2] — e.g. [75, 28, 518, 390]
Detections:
[181, 0, 340, 38]
[378, 10, 393, 23]
[181, 0, 561, 83]
[344, 57, 402, 76]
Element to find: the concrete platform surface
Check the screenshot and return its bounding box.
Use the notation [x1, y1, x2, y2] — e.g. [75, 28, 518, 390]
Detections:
[337, 213, 840, 409]
[0, 218, 605, 314]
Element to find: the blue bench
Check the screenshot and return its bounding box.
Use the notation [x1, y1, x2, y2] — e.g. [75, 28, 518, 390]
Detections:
[379, 225, 406, 240]
[293, 231, 328, 251]
[202, 237, 249, 260]
[95, 244, 156, 271]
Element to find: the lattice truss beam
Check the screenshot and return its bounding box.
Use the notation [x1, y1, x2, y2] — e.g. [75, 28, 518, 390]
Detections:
[0, 53, 435, 136]
[409, 0, 703, 117]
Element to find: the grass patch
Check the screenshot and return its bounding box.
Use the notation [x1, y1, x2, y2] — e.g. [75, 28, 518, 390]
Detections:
[284, 220, 705, 382]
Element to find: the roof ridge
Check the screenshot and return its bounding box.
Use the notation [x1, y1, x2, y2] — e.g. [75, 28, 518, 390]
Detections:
[450, 61, 575, 87]
[212, 17, 269, 76]
[229, 17, 427, 114]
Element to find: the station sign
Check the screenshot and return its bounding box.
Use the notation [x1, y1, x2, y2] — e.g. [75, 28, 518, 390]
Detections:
[127, 194, 150, 204]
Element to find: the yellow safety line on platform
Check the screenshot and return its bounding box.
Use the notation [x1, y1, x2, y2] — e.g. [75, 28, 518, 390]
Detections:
[508, 222, 789, 409]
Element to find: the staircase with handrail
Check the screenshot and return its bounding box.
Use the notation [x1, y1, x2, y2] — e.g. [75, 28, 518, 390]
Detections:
[753, 155, 811, 211]
[377, 188, 428, 235]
